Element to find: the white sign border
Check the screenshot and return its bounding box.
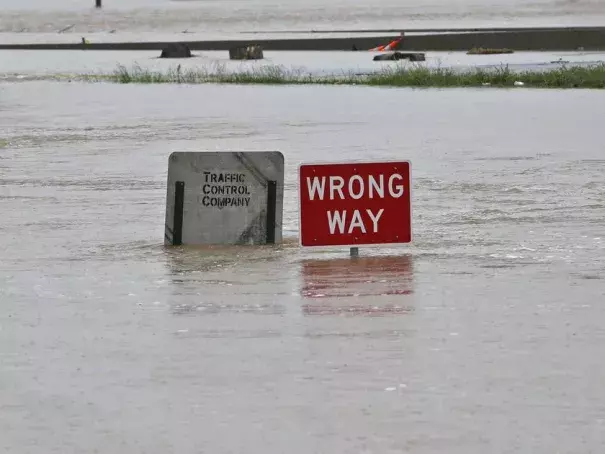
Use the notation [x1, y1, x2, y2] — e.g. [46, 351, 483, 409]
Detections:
[297, 158, 413, 249]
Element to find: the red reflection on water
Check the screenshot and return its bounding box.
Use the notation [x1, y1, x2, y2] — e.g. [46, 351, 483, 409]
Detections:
[300, 255, 414, 316]
[302, 304, 413, 316]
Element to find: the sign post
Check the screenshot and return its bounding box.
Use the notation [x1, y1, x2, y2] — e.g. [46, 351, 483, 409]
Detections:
[165, 151, 284, 246]
[298, 160, 412, 251]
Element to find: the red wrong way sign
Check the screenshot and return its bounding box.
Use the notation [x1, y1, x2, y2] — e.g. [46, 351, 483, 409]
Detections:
[298, 161, 412, 247]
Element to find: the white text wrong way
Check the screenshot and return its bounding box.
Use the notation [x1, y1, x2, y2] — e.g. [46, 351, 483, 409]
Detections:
[327, 209, 385, 234]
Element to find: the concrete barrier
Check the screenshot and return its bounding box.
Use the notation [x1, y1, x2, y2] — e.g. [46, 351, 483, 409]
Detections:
[164, 151, 284, 246]
[1, 28, 605, 51]
[467, 47, 514, 55]
[159, 43, 192, 58]
[229, 45, 264, 60]
[396, 29, 604, 51]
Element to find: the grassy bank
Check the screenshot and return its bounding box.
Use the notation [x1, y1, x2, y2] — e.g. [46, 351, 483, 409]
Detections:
[83, 62, 605, 89]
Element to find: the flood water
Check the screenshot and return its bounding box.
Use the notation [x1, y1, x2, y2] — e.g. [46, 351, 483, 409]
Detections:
[1, 80, 605, 452]
[1, 0, 605, 451]
[1, 0, 605, 35]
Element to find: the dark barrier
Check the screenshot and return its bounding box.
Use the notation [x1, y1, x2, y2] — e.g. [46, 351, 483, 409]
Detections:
[1, 28, 605, 51]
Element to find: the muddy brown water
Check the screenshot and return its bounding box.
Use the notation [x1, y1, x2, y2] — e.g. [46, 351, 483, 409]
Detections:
[1, 82, 605, 452]
[2, 0, 605, 34]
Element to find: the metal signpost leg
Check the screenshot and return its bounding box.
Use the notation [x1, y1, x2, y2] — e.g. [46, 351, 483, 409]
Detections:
[266, 180, 277, 244]
[172, 181, 185, 246]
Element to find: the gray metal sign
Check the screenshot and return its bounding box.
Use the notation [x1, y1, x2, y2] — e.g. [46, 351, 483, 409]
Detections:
[164, 151, 284, 246]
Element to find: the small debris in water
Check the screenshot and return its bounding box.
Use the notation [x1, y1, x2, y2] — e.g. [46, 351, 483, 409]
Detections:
[385, 387, 397, 392]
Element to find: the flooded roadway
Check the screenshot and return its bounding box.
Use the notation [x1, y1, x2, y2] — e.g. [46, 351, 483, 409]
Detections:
[1, 81, 605, 452]
[2, 0, 605, 35]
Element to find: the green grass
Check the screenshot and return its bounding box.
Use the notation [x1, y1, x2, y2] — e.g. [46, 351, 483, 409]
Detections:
[82, 61, 605, 89]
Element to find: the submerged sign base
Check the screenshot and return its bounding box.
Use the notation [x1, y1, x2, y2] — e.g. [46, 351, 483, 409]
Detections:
[165, 151, 284, 246]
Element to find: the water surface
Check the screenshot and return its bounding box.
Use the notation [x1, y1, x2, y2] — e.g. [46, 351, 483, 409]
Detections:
[1, 0, 604, 34]
[1, 82, 605, 452]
